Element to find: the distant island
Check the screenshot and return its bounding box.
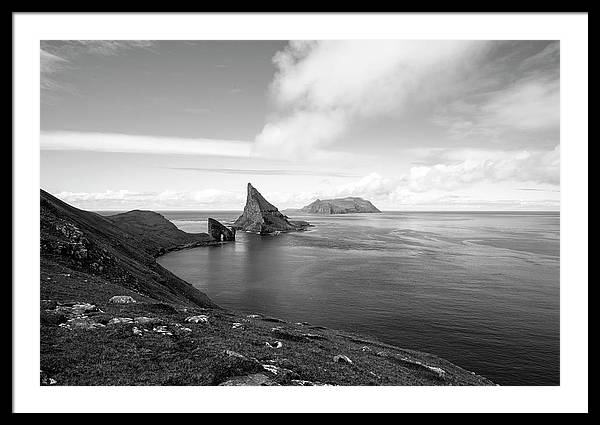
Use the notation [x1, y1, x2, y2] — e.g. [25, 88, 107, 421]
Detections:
[294, 197, 381, 214]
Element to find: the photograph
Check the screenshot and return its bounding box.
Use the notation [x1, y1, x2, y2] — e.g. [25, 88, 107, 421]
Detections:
[13, 12, 588, 413]
[39, 38, 560, 387]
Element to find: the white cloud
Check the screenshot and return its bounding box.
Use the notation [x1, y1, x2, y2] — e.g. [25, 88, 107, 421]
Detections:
[52, 144, 560, 211]
[404, 145, 560, 192]
[255, 110, 347, 157]
[69, 41, 155, 56]
[40, 49, 72, 93]
[434, 77, 560, 140]
[331, 173, 397, 198]
[271, 40, 477, 115]
[254, 40, 483, 158]
[54, 188, 245, 210]
[41, 131, 252, 158]
[40, 49, 68, 75]
[272, 147, 560, 208]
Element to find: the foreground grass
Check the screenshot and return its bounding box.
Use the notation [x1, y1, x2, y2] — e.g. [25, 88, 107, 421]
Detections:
[41, 261, 494, 386]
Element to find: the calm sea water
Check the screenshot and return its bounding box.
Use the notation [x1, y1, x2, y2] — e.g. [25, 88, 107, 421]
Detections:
[153, 210, 559, 386]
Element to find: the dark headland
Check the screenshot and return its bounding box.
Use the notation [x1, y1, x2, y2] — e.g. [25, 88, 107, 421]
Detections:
[40, 187, 494, 386]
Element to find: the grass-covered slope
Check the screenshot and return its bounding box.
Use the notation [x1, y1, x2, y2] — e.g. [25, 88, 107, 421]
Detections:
[40, 189, 494, 386]
[40, 189, 216, 308]
[108, 209, 213, 257]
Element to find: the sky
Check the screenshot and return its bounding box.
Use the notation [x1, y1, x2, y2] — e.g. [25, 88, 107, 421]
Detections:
[40, 40, 560, 211]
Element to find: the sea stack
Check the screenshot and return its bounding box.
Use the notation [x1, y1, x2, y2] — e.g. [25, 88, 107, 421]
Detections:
[207, 218, 236, 242]
[233, 183, 309, 235]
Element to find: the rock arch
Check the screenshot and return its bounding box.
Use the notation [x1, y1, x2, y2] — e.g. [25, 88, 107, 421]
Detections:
[208, 218, 236, 242]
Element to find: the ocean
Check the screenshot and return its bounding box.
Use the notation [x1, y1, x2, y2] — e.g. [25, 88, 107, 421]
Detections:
[152, 210, 559, 386]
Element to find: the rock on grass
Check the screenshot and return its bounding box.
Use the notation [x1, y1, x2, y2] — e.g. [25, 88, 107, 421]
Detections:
[109, 296, 136, 304]
[218, 373, 279, 386]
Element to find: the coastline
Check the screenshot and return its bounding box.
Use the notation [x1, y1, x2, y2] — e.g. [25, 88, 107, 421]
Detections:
[40, 190, 495, 386]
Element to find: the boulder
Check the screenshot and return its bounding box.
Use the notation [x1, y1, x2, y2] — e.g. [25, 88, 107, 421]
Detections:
[218, 373, 278, 386]
[109, 295, 136, 304]
[41, 310, 68, 325]
[333, 355, 353, 364]
[70, 303, 99, 315]
[40, 371, 57, 386]
[41, 299, 58, 310]
[265, 341, 283, 349]
[55, 303, 99, 318]
[107, 317, 134, 325]
[225, 350, 247, 359]
[152, 325, 172, 335]
[185, 315, 209, 324]
[60, 317, 106, 330]
[290, 379, 333, 386]
[134, 316, 161, 325]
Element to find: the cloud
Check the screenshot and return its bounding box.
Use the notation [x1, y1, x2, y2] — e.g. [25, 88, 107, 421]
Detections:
[331, 173, 397, 198]
[40, 130, 357, 164]
[54, 189, 245, 210]
[517, 188, 560, 192]
[67, 40, 155, 56]
[166, 167, 360, 178]
[41, 131, 252, 158]
[387, 193, 560, 211]
[403, 145, 560, 192]
[284, 146, 560, 206]
[41, 41, 156, 99]
[432, 41, 559, 145]
[434, 77, 560, 140]
[40, 49, 68, 72]
[254, 40, 483, 158]
[52, 144, 559, 211]
[40, 49, 74, 96]
[41, 40, 155, 60]
[517, 41, 560, 76]
[255, 110, 347, 157]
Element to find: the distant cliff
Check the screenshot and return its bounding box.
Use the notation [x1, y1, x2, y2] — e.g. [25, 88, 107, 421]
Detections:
[299, 197, 381, 214]
[233, 183, 309, 234]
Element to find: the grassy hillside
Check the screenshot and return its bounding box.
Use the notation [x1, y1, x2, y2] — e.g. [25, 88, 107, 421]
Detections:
[40, 190, 494, 386]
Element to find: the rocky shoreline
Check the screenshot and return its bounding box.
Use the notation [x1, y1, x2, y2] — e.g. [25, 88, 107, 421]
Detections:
[40, 188, 495, 386]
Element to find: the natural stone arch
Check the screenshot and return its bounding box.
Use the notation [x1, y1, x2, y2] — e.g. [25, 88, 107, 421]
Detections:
[208, 218, 236, 242]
